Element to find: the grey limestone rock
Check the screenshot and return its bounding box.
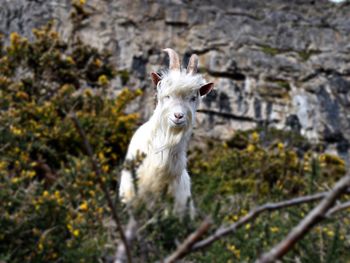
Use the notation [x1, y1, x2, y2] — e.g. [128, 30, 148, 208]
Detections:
[1, 0, 350, 158]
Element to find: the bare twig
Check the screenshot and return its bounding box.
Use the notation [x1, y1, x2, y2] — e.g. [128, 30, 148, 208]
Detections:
[160, 186, 350, 263]
[115, 217, 137, 263]
[160, 185, 350, 263]
[164, 218, 212, 263]
[327, 200, 350, 217]
[257, 174, 350, 263]
[191, 191, 331, 252]
[70, 112, 133, 263]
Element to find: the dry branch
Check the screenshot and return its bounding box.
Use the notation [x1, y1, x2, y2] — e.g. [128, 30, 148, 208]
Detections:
[70, 113, 133, 263]
[327, 200, 350, 216]
[165, 186, 350, 262]
[192, 191, 331, 251]
[257, 173, 350, 263]
[115, 217, 137, 263]
[164, 218, 212, 263]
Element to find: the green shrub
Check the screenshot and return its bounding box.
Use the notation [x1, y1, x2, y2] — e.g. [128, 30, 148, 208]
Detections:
[188, 129, 349, 262]
[0, 8, 140, 262]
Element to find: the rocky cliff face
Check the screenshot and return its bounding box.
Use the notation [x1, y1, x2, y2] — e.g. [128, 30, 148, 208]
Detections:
[1, 0, 350, 158]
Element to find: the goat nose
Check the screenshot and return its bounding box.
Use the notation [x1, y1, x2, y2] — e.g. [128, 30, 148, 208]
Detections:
[174, 113, 184, 119]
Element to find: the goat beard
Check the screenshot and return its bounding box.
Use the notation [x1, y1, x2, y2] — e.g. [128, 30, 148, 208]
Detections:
[153, 116, 191, 153]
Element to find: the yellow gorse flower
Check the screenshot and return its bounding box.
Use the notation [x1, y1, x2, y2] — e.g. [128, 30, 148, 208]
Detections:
[73, 229, 80, 237]
[227, 244, 241, 259]
[270, 226, 279, 233]
[246, 144, 255, 153]
[251, 131, 259, 142]
[79, 201, 88, 212]
[98, 75, 109, 86]
[277, 142, 284, 151]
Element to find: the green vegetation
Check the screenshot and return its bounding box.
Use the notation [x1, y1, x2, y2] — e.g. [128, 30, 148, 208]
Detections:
[298, 50, 321, 62]
[260, 44, 320, 62]
[0, 3, 139, 261]
[188, 129, 349, 262]
[260, 45, 281, 56]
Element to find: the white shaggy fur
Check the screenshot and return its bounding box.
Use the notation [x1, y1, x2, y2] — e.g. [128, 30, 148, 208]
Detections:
[119, 52, 213, 217]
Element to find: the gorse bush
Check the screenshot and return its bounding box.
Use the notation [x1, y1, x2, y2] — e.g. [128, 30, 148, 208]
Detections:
[0, 5, 140, 261]
[188, 129, 349, 262]
[191, 129, 346, 202]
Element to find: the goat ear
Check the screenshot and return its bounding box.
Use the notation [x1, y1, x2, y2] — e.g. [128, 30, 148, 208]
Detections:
[151, 72, 161, 87]
[199, 83, 214, 96]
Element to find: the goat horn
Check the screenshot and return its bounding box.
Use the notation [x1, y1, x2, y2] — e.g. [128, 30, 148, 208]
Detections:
[163, 48, 180, 71]
[186, 54, 198, 74]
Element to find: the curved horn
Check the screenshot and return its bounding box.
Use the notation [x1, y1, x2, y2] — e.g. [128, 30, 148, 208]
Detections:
[163, 48, 180, 71]
[186, 54, 198, 74]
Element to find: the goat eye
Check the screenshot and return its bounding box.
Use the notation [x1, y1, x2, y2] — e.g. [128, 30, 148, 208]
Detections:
[164, 95, 170, 99]
[190, 96, 197, 102]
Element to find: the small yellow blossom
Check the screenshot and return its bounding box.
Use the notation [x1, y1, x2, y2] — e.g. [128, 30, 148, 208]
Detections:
[135, 88, 143, 96]
[67, 223, 73, 232]
[16, 91, 29, 100]
[84, 88, 93, 97]
[79, 201, 88, 212]
[98, 75, 109, 86]
[11, 177, 20, 184]
[319, 154, 326, 163]
[245, 223, 251, 230]
[43, 191, 49, 198]
[241, 209, 248, 215]
[73, 229, 80, 237]
[270, 226, 279, 233]
[326, 230, 334, 237]
[54, 191, 60, 199]
[98, 152, 105, 161]
[102, 165, 109, 173]
[27, 171, 36, 178]
[0, 161, 7, 170]
[277, 142, 284, 151]
[246, 144, 255, 153]
[251, 132, 259, 142]
[227, 244, 240, 259]
[94, 58, 102, 67]
[38, 243, 44, 252]
[10, 32, 20, 44]
[10, 126, 23, 136]
[65, 56, 75, 65]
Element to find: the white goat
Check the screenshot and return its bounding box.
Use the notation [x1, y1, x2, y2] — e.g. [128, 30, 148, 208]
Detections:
[119, 48, 213, 217]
